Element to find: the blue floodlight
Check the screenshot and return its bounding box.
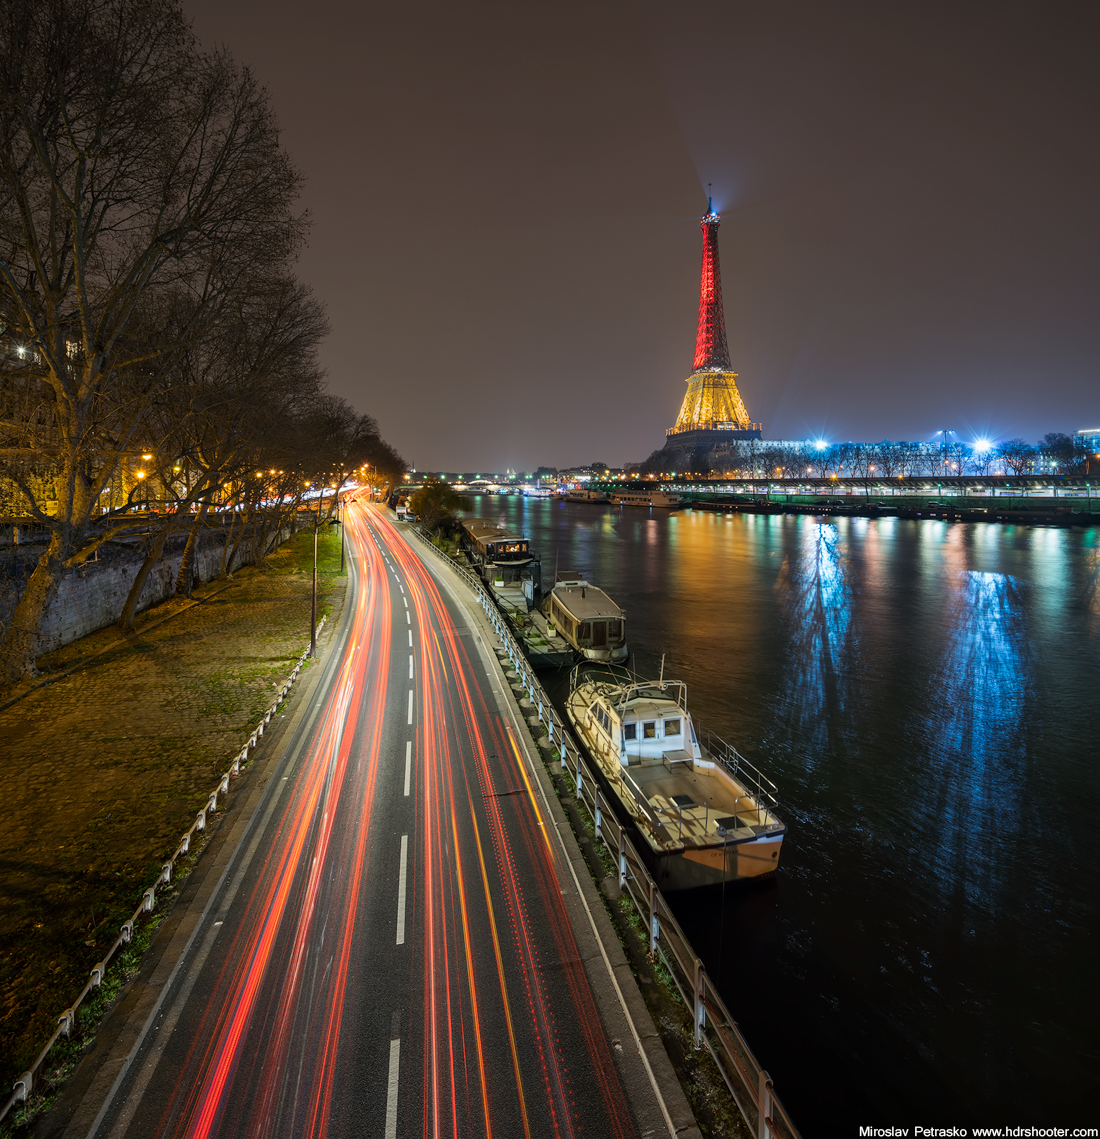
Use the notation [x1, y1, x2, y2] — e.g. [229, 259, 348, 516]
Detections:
[814, 440, 828, 451]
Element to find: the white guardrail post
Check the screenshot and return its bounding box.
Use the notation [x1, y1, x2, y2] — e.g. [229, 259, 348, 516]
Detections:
[694, 957, 705, 1048]
[649, 878, 660, 954]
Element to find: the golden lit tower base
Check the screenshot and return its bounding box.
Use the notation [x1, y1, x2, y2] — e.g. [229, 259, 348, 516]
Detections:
[670, 368, 759, 434]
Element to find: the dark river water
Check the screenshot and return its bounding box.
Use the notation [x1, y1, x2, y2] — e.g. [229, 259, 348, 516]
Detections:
[461, 495, 1100, 1134]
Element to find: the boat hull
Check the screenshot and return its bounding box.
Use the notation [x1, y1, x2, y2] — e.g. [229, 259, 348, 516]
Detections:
[581, 643, 629, 663]
[648, 834, 783, 892]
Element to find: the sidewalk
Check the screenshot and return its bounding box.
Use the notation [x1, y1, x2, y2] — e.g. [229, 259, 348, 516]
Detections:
[0, 527, 347, 1092]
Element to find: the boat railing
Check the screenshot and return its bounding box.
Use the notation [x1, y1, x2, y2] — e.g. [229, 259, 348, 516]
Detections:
[568, 662, 690, 714]
[409, 523, 801, 1139]
[703, 729, 781, 828]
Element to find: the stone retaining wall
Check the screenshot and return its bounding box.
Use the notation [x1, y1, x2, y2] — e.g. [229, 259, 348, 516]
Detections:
[0, 518, 309, 656]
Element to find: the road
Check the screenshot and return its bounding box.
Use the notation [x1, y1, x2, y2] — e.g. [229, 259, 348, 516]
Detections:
[85, 500, 660, 1139]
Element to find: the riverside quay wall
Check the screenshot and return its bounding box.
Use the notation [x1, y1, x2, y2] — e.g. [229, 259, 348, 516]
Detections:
[0, 513, 312, 656]
[602, 476, 1100, 525]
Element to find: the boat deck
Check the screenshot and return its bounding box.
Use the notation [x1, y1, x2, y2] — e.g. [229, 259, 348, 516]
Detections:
[623, 758, 772, 848]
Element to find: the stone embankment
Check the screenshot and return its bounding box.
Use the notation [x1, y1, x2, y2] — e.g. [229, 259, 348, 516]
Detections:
[0, 514, 312, 657]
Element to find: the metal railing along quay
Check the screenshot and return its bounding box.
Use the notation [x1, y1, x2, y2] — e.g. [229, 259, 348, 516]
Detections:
[408, 525, 801, 1139]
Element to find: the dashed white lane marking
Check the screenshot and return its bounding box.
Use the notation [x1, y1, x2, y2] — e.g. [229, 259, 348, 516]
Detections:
[408, 655, 413, 679]
[405, 610, 410, 625]
[404, 742, 412, 796]
[408, 630, 412, 647]
[385, 1037, 401, 1138]
[407, 690, 413, 724]
[402, 595, 408, 608]
[399, 583, 404, 594]
[396, 835, 409, 945]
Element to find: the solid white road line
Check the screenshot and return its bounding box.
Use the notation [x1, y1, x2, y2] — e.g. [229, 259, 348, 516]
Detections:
[384, 1037, 401, 1139]
[408, 655, 413, 679]
[396, 835, 408, 945]
[404, 742, 411, 796]
[407, 690, 413, 724]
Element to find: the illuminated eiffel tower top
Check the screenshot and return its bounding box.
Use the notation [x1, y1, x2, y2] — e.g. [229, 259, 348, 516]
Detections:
[692, 196, 732, 373]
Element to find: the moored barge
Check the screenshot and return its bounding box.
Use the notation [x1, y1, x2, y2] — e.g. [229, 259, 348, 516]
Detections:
[541, 572, 627, 663]
[565, 664, 785, 891]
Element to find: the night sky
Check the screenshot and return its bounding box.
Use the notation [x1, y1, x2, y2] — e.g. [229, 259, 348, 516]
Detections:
[184, 0, 1100, 472]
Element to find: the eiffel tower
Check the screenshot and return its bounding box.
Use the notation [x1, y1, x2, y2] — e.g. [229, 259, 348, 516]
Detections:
[665, 197, 761, 460]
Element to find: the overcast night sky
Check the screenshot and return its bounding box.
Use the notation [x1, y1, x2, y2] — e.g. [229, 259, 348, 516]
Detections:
[184, 0, 1100, 473]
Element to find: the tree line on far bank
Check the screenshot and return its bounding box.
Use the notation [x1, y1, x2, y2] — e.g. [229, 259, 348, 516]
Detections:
[0, 0, 404, 687]
[632, 433, 1097, 479]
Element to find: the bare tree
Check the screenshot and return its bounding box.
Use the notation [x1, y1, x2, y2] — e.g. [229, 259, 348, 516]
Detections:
[0, 0, 305, 683]
[998, 439, 1035, 476]
[114, 277, 328, 623]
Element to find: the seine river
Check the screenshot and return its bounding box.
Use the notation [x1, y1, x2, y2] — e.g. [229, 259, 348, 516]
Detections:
[462, 495, 1099, 1133]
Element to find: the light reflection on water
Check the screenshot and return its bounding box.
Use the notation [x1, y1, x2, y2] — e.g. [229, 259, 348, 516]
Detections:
[931, 571, 1029, 905]
[774, 523, 854, 761]
[460, 498, 1100, 1128]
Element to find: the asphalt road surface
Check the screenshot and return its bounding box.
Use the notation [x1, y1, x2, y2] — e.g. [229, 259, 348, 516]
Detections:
[82, 501, 665, 1139]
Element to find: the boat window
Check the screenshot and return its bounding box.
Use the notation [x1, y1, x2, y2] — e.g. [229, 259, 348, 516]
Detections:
[623, 723, 637, 741]
[607, 619, 623, 642]
[664, 718, 681, 736]
[578, 621, 591, 644]
[643, 721, 656, 739]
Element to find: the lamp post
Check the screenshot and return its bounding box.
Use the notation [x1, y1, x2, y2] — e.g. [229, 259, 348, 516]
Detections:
[339, 492, 345, 573]
[310, 502, 318, 658]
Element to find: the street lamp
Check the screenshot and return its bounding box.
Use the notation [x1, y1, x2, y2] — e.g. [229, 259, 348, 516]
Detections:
[310, 501, 319, 658]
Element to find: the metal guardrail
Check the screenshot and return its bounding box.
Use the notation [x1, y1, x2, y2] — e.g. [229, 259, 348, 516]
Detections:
[0, 617, 326, 1128]
[408, 525, 801, 1139]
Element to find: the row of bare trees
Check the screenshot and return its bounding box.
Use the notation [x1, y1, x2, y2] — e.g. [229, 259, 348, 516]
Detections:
[0, 0, 403, 685]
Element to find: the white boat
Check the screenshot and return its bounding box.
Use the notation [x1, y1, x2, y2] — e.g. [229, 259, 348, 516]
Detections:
[565, 665, 785, 891]
[610, 489, 682, 508]
[541, 572, 627, 662]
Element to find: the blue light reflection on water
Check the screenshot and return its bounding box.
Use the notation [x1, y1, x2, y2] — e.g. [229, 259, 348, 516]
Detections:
[931, 571, 1029, 907]
[459, 498, 1100, 1128]
[774, 523, 855, 762]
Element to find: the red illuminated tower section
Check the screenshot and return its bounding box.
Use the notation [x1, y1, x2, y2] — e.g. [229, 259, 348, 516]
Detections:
[669, 198, 758, 441]
[692, 204, 732, 372]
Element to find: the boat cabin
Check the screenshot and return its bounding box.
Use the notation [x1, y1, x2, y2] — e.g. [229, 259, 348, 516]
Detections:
[460, 519, 537, 588]
[586, 686, 701, 768]
[461, 520, 532, 563]
[543, 573, 627, 662]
